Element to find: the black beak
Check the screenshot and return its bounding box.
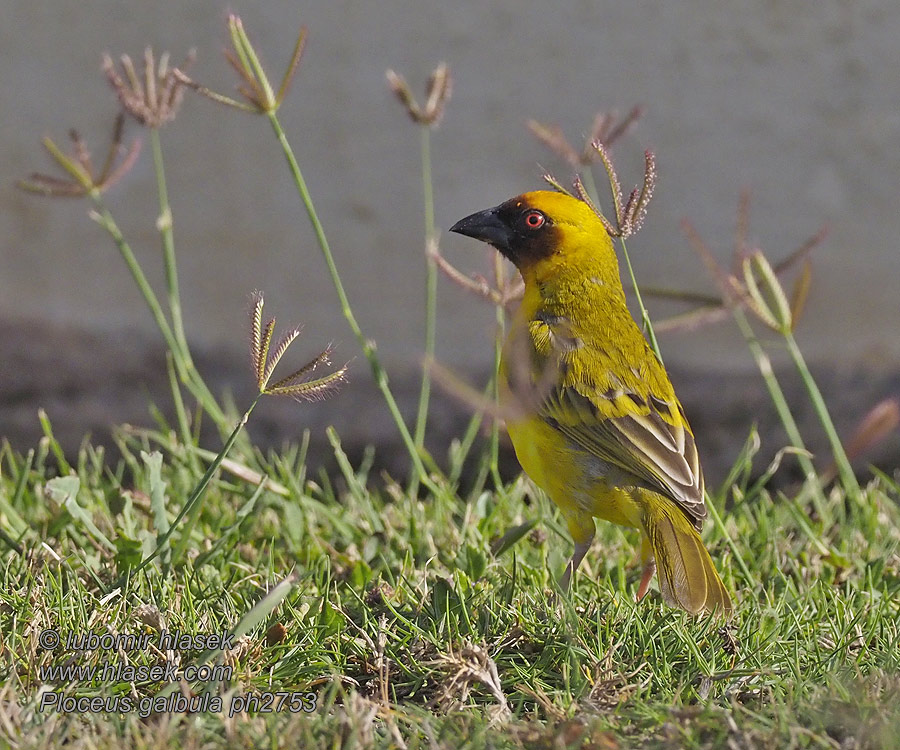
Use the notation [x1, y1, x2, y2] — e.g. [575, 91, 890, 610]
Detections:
[449, 206, 511, 252]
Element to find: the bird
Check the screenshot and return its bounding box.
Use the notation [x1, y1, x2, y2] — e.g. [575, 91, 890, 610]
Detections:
[449, 190, 731, 614]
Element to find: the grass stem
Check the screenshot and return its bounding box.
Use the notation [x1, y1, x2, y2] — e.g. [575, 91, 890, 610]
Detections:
[410, 126, 437, 496]
[490, 255, 506, 488]
[731, 308, 829, 512]
[618, 236, 663, 364]
[784, 330, 860, 500]
[88, 196, 227, 430]
[150, 130, 192, 369]
[264, 111, 438, 494]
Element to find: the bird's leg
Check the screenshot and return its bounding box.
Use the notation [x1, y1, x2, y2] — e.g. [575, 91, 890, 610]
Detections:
[636, 557, 656, 601]
[559, 538, 592, 590]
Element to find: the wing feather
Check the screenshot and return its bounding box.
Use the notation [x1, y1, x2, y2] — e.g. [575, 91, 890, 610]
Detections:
[546, 385, 706, 527]
[526, 315, 707, 527]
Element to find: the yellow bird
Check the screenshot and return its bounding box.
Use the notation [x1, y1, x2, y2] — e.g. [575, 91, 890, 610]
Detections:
[450, 190, 731, 614]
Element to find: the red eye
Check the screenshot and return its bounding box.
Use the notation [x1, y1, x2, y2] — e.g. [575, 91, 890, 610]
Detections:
[524, 210, 545, 230]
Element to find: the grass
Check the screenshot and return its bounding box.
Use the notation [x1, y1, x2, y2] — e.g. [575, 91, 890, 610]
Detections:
[1, 421, 899, 748]
[5, 12, 900, 750]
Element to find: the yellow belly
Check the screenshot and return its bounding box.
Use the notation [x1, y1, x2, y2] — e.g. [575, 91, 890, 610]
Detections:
[504, 407, 643, 533]
[498, 307, 643, 541]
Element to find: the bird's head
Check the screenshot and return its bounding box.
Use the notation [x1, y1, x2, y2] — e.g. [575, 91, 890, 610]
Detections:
[449, 190, 617, 278]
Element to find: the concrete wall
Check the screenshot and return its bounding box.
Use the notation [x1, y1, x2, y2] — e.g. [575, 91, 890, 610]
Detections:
[3, 0, 899, 469]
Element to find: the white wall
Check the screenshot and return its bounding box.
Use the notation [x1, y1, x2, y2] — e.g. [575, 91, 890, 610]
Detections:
[3, 0, 899, 381]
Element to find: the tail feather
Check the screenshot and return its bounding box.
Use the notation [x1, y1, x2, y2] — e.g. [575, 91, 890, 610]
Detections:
[642, 497, 732, 615]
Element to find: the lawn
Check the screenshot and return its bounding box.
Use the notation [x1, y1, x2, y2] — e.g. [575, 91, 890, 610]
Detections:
[1, 415, 898, 748]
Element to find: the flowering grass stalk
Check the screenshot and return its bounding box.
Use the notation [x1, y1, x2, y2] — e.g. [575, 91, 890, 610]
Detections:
[385, 63, 451, 494]
[182, 16, 443, 493]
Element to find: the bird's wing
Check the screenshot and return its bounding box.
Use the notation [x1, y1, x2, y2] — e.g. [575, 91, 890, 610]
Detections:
[525, 314, 707, 526]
